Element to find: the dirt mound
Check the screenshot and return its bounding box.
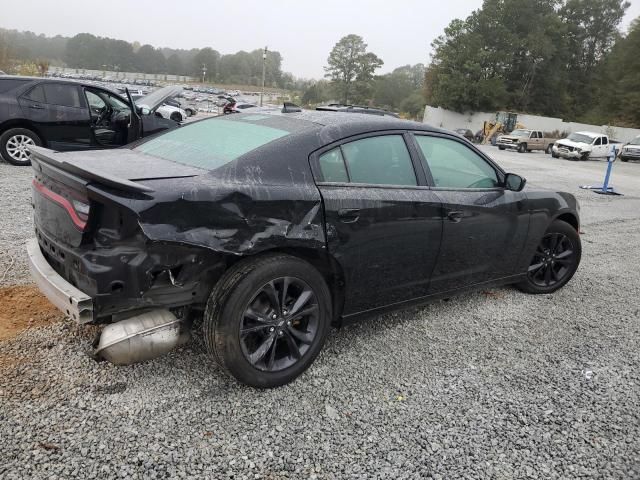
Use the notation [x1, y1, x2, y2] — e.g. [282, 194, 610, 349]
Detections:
[0, 285, 62, 341]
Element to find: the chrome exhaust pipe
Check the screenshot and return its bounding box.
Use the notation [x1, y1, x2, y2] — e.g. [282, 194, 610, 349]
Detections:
[95, 309, 190, 365]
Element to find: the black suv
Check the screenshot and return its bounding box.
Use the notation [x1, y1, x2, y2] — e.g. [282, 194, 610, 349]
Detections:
[0, 77, 180, 166]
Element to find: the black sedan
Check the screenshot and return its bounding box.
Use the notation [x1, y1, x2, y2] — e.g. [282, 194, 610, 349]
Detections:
[0, 77, 179, 166]
[27, 111, 581, 387]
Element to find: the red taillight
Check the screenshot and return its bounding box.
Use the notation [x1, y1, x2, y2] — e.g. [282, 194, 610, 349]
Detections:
[33, 179, 88, 231]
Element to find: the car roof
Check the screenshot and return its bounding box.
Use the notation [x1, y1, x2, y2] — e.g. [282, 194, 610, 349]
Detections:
[574, 131, 601, 137]
[216, 109, 447, 147]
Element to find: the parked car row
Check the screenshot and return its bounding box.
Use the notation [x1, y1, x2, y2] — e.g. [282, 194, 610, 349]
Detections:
[491, 128, 638, 163]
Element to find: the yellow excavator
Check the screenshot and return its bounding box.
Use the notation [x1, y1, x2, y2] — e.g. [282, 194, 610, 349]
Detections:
[481, 112, 524, 144]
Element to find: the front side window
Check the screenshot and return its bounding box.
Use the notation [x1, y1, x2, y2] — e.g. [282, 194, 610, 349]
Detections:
[42, 84, 83, 108]
[340, 135, 417, 186]
[415, 135, 499, 189]
[594, 137, 601, 146]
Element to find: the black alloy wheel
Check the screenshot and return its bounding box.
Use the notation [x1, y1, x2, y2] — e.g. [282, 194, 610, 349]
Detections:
[239, 277, 319, 372]
[527, 233, 575, 287]
[517, 220, 581, 294]
[203, 254, 331, 388]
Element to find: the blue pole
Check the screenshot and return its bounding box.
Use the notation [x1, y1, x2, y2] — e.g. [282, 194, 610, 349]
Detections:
[602, 146, 616, 193]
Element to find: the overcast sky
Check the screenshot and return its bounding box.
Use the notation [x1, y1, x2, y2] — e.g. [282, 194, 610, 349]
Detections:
[1, 0, 639, 78]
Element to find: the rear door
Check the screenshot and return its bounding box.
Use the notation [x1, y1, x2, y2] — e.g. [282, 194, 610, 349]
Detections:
[412, 133, 529, 293]
[19, 82, 92, 150]
[312, 132, 443, 315]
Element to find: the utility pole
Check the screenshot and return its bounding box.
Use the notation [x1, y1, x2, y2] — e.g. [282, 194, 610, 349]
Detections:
[260, 46, 268, 107]
[202, 63, 207, 84]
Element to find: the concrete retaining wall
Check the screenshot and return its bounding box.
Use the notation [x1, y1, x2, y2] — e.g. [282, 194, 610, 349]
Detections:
[423, 106, 640, 143]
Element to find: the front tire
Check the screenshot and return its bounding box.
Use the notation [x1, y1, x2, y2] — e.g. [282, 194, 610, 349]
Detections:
[170, 112, 183, 123]
[516, 220, 581, 294]
[518, 143, 527, 153]
[203, 254, 332, 388]
[498, 146, 505, 150]
[0, 128, 42, 166]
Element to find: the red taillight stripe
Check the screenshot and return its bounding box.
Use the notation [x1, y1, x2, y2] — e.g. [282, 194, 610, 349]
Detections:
[33, 179, 87, 231]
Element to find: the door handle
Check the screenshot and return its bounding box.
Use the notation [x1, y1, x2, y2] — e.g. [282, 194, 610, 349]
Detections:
[29, 104, 44, 110]
[338, 208, 360, 223]
[447, 210, 464, 223]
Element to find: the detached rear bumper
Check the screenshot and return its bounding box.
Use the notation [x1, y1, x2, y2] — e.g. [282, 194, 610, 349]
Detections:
[26, 238, 93, 323]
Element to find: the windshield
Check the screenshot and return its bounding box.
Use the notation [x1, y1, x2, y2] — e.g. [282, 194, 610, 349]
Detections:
[629, 136, 640, 145]
[510, 129, 531, 137]
[567, 133, 596, 144]
[134, 117, 290, 169]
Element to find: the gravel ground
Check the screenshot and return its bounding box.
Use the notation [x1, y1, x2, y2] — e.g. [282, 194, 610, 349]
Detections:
[1, 147, 639, 479]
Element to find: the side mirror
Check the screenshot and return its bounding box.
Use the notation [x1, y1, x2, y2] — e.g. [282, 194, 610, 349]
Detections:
[504, 173, 526, 192]
[139, 106, 150, 115]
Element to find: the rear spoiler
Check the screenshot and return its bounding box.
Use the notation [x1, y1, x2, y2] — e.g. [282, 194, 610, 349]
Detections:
[29, 146, 154, 193]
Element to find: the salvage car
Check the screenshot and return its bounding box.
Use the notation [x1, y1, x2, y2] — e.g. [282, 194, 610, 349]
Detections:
[620, 135, 640, 162]
[0, 78, 180, 165]
[497, 129, 556, 153]
[551, 132, 622, 161]
[26, 112, 582, 387]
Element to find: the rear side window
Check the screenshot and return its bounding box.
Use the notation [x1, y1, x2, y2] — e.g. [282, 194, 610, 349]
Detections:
[0, 79, 30, 94]
[340, 135, 417, 186]
[416, 135, 498, 189]
[318, 148, 349, 182]
[24, 85, 46, 103]
[134, 118, 290, 169]
[42, 84, 83, 108]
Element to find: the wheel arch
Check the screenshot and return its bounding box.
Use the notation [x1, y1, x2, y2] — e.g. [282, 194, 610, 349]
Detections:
[0, 120, 45, 145]
[554, 212, 579, 232]
[230, 247, 346, 326]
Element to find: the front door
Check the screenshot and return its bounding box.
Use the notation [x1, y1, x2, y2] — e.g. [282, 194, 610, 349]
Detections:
[313, 133, 443, 315]
[413, 133, 529, 293]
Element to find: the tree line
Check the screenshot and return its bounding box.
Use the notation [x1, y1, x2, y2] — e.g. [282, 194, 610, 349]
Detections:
[424, 0, 639, 127]
[0, 29, 293, 88]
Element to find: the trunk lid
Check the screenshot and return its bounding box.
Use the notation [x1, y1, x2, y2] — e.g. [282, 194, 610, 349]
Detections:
[30, 146, 204, 247]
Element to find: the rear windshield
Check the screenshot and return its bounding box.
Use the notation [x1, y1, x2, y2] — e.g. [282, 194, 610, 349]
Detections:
[134, 117, 290, 169]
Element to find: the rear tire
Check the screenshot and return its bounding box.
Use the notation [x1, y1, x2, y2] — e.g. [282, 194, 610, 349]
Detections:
[545, 144, 553, 154]
[516, 220, 581, 294]
[0, 128, 42, 166]
[518, 143, 527, 153]
[203, 254, 332, 388]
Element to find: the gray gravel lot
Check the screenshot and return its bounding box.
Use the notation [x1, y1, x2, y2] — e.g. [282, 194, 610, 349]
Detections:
[1, 147, 639, 479]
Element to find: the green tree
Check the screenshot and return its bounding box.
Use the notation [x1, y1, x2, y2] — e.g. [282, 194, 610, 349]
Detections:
[193, 47, 220, 82]
[591, 17, 640, 126]
[325, 34, 383, 104]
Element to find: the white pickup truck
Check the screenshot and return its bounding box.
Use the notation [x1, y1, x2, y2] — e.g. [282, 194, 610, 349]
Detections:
[551, 132, 623, 161]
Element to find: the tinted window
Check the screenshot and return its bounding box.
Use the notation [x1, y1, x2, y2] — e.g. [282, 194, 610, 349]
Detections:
[86, 90, 106, 110]
[134, 118, 289, 169]
[43, 84, 83, 108]
[25, 85, 46, 103]
[0, 79, 30, 94]
[318, 148, 348, 182]
[602, 137, 608, 145]
[416, 135, 499, 189]
[594, 137, 601, 146]
[341, 135, 416, 186]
